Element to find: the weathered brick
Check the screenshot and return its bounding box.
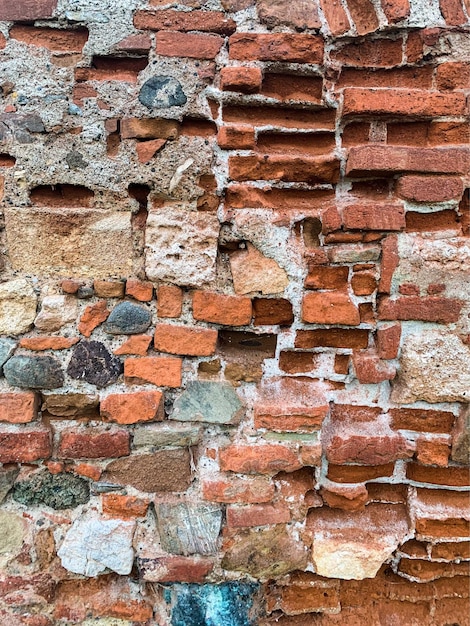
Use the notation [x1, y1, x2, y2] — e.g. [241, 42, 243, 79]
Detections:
[124, 356, 182, 387]
[157, 285, 183, 318]
[154, 323, 217, 356]
[220, 67, 263, 93]
[0, 392, 39, 424]
[333, 39, 402, 67]
[121, 117, 179, 140]
[134, 9, 236, 33]
[342, 204, 405, 231]
[302, 292, 360, 325]
[0, 426, 51, 463]
[229, 155, 340, 184]
[378, 296, 463, 323]
[202, 475, 275, 504]
[9, 26, 88, 51]
[381, 0, 410, 22]
[0, 0, 57, 20]
[220, 444, 302, 475]
[396, 175, 464, 202]
[229, 33, 323, 63]
[343, 88, 467, 117]
[217, 125, 255, 150]
[100, 390, 164, 425]
[319, 0, 351, 35]
[156, 31, 224, 59]
[439, 0, 468, 24]
[376, 323, 401, 359]
[192, 290, 252, 326]
[58, 428, 130, 459]
[101, 493, 149, 519]
[346, 0, 379, 35]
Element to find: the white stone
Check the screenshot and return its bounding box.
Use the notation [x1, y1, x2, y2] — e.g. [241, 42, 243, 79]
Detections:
[34, 295, 78, 332]
[313, 540, 397, 580]
[0, 279, 37, 336]
[58, 517, 135, 577]
[145, 207, 219, 287]
[392, 331, 470, 404]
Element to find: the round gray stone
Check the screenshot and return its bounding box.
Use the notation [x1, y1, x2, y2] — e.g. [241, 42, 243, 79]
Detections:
[139, 76, 187, 109]
[104, 301, 152, 335]
[4, 355, 64, 389]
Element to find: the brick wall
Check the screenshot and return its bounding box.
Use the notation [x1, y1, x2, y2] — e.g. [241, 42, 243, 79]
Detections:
[0, 0, 469, 624]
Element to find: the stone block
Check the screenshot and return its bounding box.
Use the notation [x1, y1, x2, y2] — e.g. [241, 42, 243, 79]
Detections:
[0, 279, 37, 336]
[172, 381, 244, 425]
[155, 503, 222, 555]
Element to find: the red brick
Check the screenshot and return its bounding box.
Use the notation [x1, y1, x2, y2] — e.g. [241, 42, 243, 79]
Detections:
[439, 0, 467, 24]
[319, 0, 351, 35]
[78, 300, 109, 337]
[192, 290, 252, 326]
[225, 184, 335, 211]
[124, 356, 182, 387]
[376, 323, 401, 359]
[156, 31, 224, 59]
[321, 483, 369, 511]
[295, 328, 369, 349]
[406, 463, 470, 487]
[257, 131, 335, 157]
[125, 279, 154, 302]
[136, 138, 167, 163]
[100, 390, 164, 425]
[279, 351, 320, 374]
[352, 352, 396, 384]
[390, 408, 456, 434]
[351, 272, 377, 296]
[405, 208, 462, 233]
[0, 392, 39, 424]
[334, 354, 350, 374]
[398, 174, 464, 203]
[219, 444, 301, 475]
[217, 125, 255, 150]
[19, 337, 79, 351]
[220, 67, 262, 93]
[113, 33, 152, 54]
[327, 462, 395, 483]
[333, 39, 402, 67]
[0, 0, 57, 20]
[154, 323, 217, 356]
[428, 121, 470, 145]
[157, 285, 183, 319]
[302, 292, 360, 325]
[304, 266, 349, 290]
[180, 118, 217, 137]
[223, 105, 336, 130]
[58, 428, 130, 459]
[75, 57, 148, 83]
[381, 0, 410, 22]
[431, 542, 470, 560]
[139, 556, 213, 583]
[253, 298, 294, 326]
[347, 145, 470, 176]
[378, 296, 463, 323]
[229, 33, 323, 64]
[229, 155, 340, 184]
[113, 335, 153, 356]
[260, 74, 323, 104]
[226, 502, 290, 527]
[134, 9, 235, 33]
[121, 117, 179, 140]
[343, 203, 405, 231]
[436, 61, 470, 90]
[269, 582, 341, 616]
[202, 475, 275, 503]
[434, 597, 470, 625]
[0, 426, 51, 463]
[415, 437, 451, 467]
[9, 26, 88, 51]
[102, 493, 149, 519]
[378, 234, 399, 295]
[343, 88, 467, 117]
[346, 0, 379, 34]
[337, 66, 434, 89]
[256, 0, 321, 30]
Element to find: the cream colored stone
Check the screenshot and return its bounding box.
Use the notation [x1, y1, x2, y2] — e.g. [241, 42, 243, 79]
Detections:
[308, 504, 409, 580]
[4, 207, 133, 278]
[34, 295, 78, 331]
[229, 243, 288, 295]
[0, 511, 26, 569]
[392, 331, 470, 404]
[0, 279, 37, 336]
[145, 207, 219, 287]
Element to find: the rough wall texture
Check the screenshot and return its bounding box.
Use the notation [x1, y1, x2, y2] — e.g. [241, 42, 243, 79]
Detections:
[0, 0, 469, 624]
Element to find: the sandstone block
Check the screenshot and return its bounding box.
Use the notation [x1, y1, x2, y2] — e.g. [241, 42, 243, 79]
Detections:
[229, 243, 288, 295]
[4, 208, 133, 278]
[0, 511, 25, 569]
[0, 279, 37, 336]
[34, 295, 77, 332]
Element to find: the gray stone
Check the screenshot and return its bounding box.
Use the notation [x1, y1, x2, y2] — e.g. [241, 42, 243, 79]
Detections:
[12, 470, 90, 510]
[4, 355, 64, 389]
[66, 150, 88, 169]
[133, 423, 203, 448]
[0, 511, 25, 568]
[104, 302, 152, 335]
[77, 286, 94, 299]
[67, 341, 123, 388]
[0, 464, 19, 504]
[155, 503, 222, 556]
[57, 516, 135, 576]
[172, 382, 244, 425]
[0, 338, 16, 374]
[139, 76, 187, 109]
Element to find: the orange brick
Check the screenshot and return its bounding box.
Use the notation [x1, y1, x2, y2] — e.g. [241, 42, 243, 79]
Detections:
[342, 204, 405, 231]
[202, 475, 275, 503]
[125, 279, 154, 302]
[101, 390, 164, 425]
[0, 392, 39, 424]
[113, 335, 153, 356]
[157, 285, 183, 318]
[156, 31, 224, 59]
[102, 493, 149, 519]
[9, 25, 88, 51]
[229, 33, 323, 64]
[226, 502, 290, 527]
[217, 125, 255, 150]
[415, 437, 451, 467]
[220, 66, 262, 93]
[19, 337, 79, 351]
[78, 300, 110, 337]
[134, 9, 236, 34]
[302, 292, 360, 325]
[124, 356, 182, 387]
[154, 323, 217, 356]
[192, 290, 252, 326]
[219, 444, 301, 475]
[376, 323, 401, 359]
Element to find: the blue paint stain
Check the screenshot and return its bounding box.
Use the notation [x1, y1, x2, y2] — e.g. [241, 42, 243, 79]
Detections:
[166, 582, 260, 626]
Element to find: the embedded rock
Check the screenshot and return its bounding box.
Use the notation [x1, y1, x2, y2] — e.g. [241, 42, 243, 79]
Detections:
[0, 338, 16, 374]
[229, 244, 288, 295]
[41, 392, 99, 418]
[452, 405, 470, 464]
[0, 465, 19, 504]
[4, 356, 64, 389]
[58, 516, 135, 576]
[392, 331, 470, 404]
[171, 381, 244, 425]
[104, 302, 152, 335]
[34, 295, 77, 332]
[67, 341, 123, 388]
[0, 511, 25, 568]
[133, 423, 203, 448]
[12, 470, 90, 510]
[139, 76, 187, 109]
[0, 279, 37, 336]
[145, 208, 219, 288]
[155, 503, 222, 555]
